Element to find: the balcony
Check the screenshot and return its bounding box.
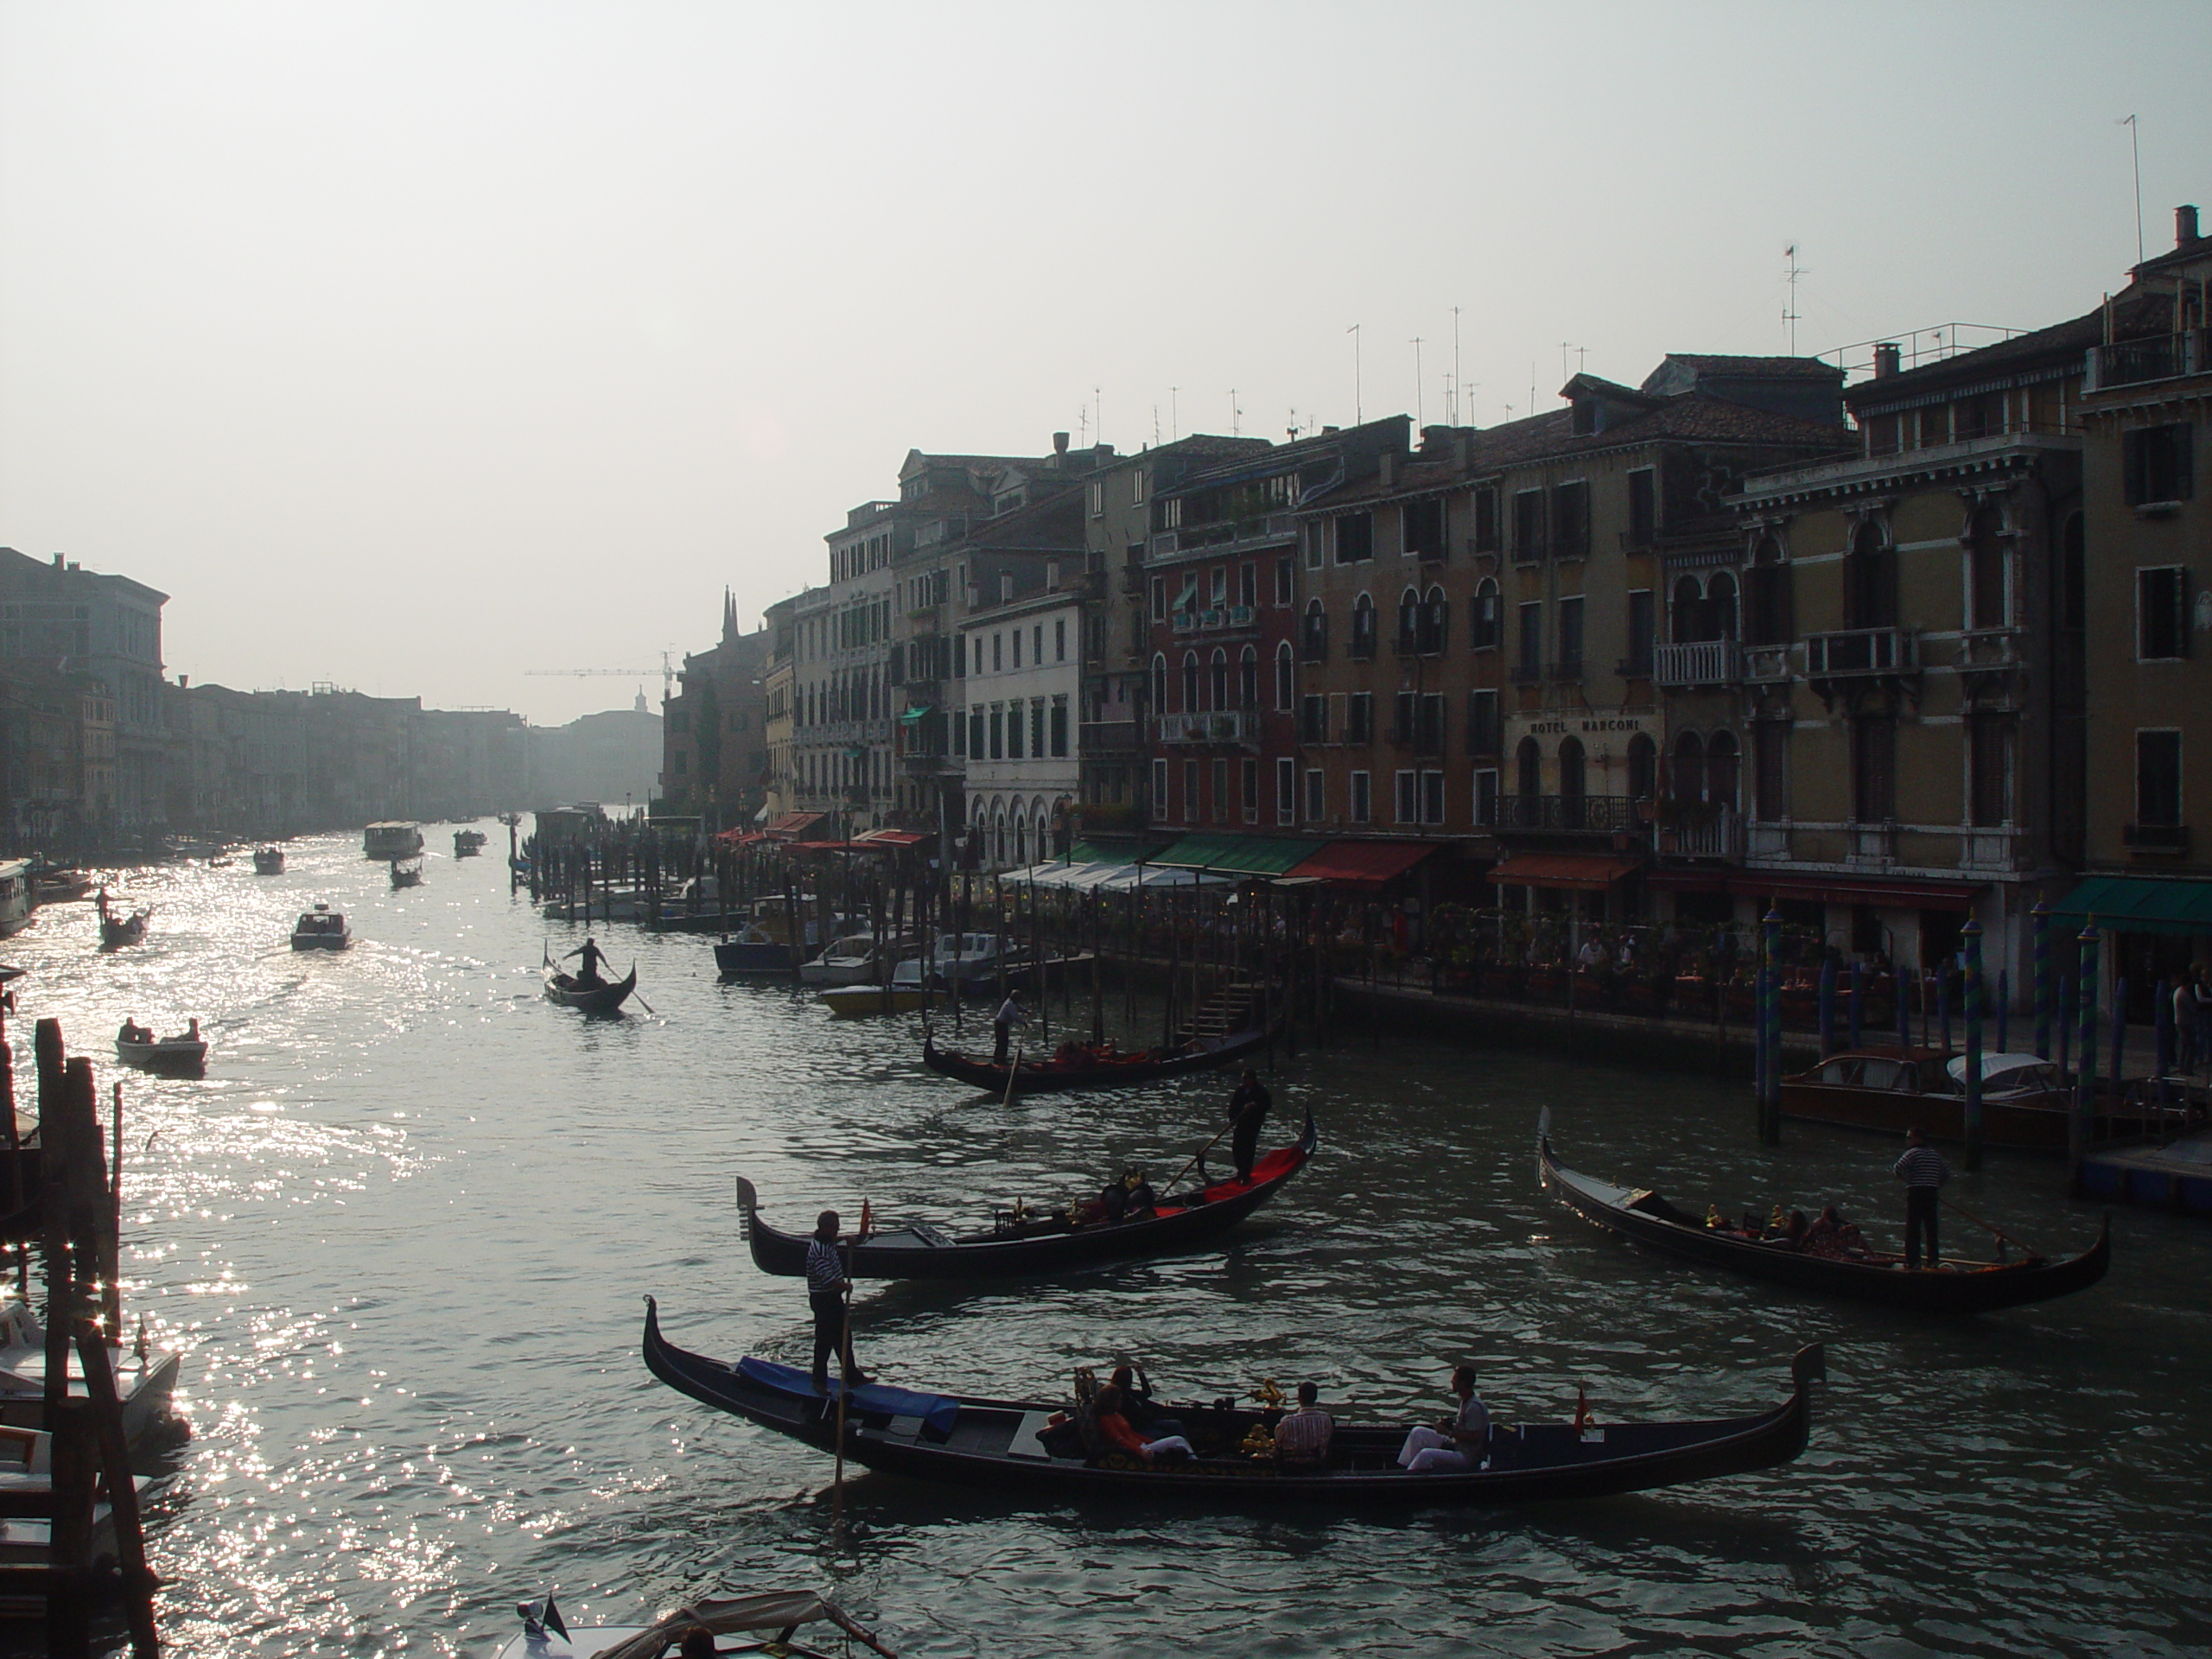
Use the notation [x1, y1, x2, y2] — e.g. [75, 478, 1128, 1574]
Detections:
[2125, 823, 2190, 855]
[1658, 809, 1743, 860]
[1847, 822, 1896, 867]
[2087, 329, 2210, 391]
[1743, 644, 1792, 684]
[1158, 710, 1260, 747]
[1747, 821, 1791, 860]
[1653, 638, 1741, 689]
[1806, 627, 1917, 677]
[1171, 605, 1261, 637]
[1078, 720, 1141, 754]
[1496, 794, 1639, 834]
[1961, 826, 2024, 869]
[1149, 512, 1300, 562]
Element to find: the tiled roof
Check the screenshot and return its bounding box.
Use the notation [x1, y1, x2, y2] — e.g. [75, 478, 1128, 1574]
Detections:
[1647, 353, 1844, 385]
[1844, 293, 2171, 409]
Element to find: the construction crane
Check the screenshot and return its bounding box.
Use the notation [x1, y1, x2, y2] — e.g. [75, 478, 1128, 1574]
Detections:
[527, 650, 679, 701]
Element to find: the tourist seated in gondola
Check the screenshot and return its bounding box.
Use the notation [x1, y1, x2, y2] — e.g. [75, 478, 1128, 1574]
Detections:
[1399, 1364, 1488, 1472]
[1770, 1209, 1810, 1251]
[1092, 1383, 1194, 1465]
[1273, 1382, 1334, 1469]
[1109, 1364, 1185, 1440]
[1802, 1205, 1869, 1261]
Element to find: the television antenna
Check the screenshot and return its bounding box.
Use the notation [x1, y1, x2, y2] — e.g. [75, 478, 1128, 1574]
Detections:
[1783, 244, 1805, 354]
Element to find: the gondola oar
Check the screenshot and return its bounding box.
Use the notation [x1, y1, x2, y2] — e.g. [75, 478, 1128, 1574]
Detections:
[1000, 1043, 1023, 1107]
[1164, 1120, 1235, 1195]
[626, 965, 657, 1015]
[1942, 1196, 2039, 1261]
[832, 1234, 855, 1535]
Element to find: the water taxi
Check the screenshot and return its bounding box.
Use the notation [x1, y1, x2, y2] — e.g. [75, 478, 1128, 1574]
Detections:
[290, 903, 351, 950]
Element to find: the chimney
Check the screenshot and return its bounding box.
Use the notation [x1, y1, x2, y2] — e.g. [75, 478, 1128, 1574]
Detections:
[2178, 204, 2201, 247]
[1052, 431, 1070, 456]
[179, 674, 188, 689]
[51, 553, 62, 569]
[1873, 342, 1902, 379]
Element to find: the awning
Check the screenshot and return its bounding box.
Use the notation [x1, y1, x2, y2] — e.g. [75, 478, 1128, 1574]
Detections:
[1732, 871, 1974, 912]
[1287, 840, 1436, 888]
[899, 705, 933, 724]
[853, 828, 927, 848]
[766, 810, 824, 838]
[1001, 859, 1230, 891]
[1150, 834, 1316, 876]
[1488, 853, 1640, 892]
[2051, 874, 2212, 937]
[712, 830, 767, 846]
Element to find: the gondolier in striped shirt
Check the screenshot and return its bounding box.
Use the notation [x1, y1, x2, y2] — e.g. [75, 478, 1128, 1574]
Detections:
[805, 1211, 868, 1390]
[1892, 1128, 1952, 1269]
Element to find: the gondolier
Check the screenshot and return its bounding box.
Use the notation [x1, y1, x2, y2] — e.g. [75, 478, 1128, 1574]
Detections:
[1893, 1128, 1952, 1269]
[1226, 1069, 1271, 1185]
[992, 991, 1027, 1065]
[564, 936, 609, 988]
[805, 1211, 868, 1390]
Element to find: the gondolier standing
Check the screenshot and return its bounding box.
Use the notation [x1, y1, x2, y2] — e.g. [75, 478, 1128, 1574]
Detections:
[1227, 1068, 1271, 1184]
[806, 1211, 868, 1390]
[563, 936, 609, 988]
[1892, 1128, 1952, 1269]
[992, 991, 1027, 1065]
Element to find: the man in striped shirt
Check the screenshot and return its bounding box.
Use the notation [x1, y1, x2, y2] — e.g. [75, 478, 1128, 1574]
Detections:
[1892, 1128, 1953, 1269]
[806, 1211, 868, 1389]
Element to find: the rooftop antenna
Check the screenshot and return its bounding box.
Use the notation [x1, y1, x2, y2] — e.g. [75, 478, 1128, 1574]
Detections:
[1560, 342, 1573, 384]
[1348, 323, 1363, 423]
[1077, 406, 1089, 446]
[1230, 389, 1242, 436]
[1287, 407, 1302, 440]
[1170, 386, 1179, 442]
[1410, 336, 1425, 427]
[1153, 404, 1160, 446]
[1094, 386, 1103, 448]
[1530, 361, 1537, 411]
[2119, 114, 2144, 264]
[1451, 305, 1462, 427]
[1783, 244, 1804, 354]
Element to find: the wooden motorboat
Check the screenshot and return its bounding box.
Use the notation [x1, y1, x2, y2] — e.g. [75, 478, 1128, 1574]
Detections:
[543, 963, 637, 1014]
[389, 856, 424, 889]
[290, 903, 351, 950]
[0, 1298, 181, 1448]
[453, 829, 487, 858]
[921, 1025, 1272, 1096]
[115, 1028, 207, 1077]
[799, 932, 918, 987]
[643, 1301, 1821, 1506]
[1779, 1046, 2185, 1152]
[251, 847, 285, 874]
[1539, 1126, 2110, 1313]
[739, 1116, 1316, 1282]
[486, 1590, 895, 1659]
[714, 923, 798, 978]
[29, 866, 90, 905]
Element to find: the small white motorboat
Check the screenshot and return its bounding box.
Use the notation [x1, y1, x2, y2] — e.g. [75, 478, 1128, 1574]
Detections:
[115, 1024, 207, 1076]
[0, 1300, 181, 1449]
[486, 1590, 895, 1659]
[291, 903, 351, 950]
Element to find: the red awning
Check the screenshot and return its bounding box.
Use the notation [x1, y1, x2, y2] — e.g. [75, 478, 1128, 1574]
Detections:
[766, 811, 824, 838]
[712, 830, 767, 846]
[1286, 840, 1436, 888]
[854, 829, 927, 848]
[1730, 872, 1976, 912]
[1488, 853, 1641, 892]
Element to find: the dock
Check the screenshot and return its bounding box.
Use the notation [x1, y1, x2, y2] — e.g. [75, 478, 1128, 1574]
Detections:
[2080, 1131, 2212, 1215]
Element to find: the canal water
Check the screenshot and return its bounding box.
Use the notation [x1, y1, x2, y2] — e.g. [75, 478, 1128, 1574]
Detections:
[6, 828, 2209, 1657]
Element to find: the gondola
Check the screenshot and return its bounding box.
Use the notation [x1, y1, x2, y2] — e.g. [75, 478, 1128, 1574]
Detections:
[543, 963, 637, 1014]
[1539, 1124, 2109, 1313]
[737, 1116, 1317, 1281]
[642, 1300, 1821, 1506]
[920, 1023, 1271, 1096]
[98, 909, 149, 950]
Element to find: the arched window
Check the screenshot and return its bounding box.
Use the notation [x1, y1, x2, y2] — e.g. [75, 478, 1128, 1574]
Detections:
[1627, 733, 1657, 803]
[1181, 651, 1200, 714]
[1012, 810, 1027, 868]
[995, 809, 1009, 868]
[1396, 587, 1421, 655]
[1151, 653, 1168, 714]
[1672, 575, 1705, 643]
[1210, 647, 1230, 712]
[1845, 520, 1897, 630]
[1675, 731, 1707, 801]
[1516, 735, 1541, 798]
[1422, 584, 1449, 654]
[1707, 730, 1740, 812]
[1351, 593, 1376, 658]
[1707, 572, 1738, 642]
[1470, 578, 1500, 651]
[1745, 534, 1790, 645]
[1968, 505, 2006, 629]
[1274, 640, 1294, 711]
[1301, 599, 1328, 661]
[1239, 645, 1260, 710]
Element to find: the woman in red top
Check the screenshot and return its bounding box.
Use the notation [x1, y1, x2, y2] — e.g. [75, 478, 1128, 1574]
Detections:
[1093, 1384, 1193, 1462]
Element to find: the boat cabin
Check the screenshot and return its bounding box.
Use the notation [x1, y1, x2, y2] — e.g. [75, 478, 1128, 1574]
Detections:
[363, 822, 423, 858]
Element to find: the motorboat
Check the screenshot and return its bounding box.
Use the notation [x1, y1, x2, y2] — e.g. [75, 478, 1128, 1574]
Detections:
[390, 856, 425, 889]
[1779, 1046, 2185, 1151]
[251, 847, 285, 874]
[291, 903, 351, 950]
[0, 864, 29, 940]
[0, 1298, 181, 1449]
[818, 951, 945, 1016]
[364, 821, 423, 859]
[115, 1024, 207, 1077]
[798, 932, 918, 986]
[817, 932, 1019, 1015]
[486, 1591, 895, 1659]
[453, 830, 487, 858]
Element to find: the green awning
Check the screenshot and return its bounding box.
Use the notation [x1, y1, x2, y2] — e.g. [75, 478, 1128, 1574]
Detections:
[2050, 875, 2212, 937]
[899, 704, 933, 724]
[1149, 834, 1316, 875]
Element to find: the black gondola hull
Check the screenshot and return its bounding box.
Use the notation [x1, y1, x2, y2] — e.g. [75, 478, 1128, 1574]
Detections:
[743, 1118, 1316, 1281]
[920, 1025, 1271, 1096]
[543, 966, 638, 1014]
[642, 1300, 1817, 1506]
[1541, 1136, 2109, 1313]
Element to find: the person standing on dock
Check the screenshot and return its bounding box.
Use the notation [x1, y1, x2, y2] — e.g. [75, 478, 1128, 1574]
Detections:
[993, 990, 1027, 1064]
[806, 1210, 868, 1390]
[1892, 1128, 1952, 1269]
[1227, 1067, 1271, 1184]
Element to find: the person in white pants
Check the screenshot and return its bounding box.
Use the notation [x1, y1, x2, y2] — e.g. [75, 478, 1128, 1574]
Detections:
[1399, 1364, 1489, 1472]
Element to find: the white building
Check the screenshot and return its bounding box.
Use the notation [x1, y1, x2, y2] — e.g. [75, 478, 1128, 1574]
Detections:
[959, 583, 1084, 869]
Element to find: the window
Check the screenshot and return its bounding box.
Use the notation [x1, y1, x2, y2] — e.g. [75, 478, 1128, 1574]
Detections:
[1518, 601, 1543, 679]
[993, 632, 1004, 672]
[1336, 513, 1374, 563]
[1557, 736, 1586, 799]
[988, 706, 1004, 760]
[1275, 556, 1294, 606]
[1238, 645, 1259, 709]
[1305, 767, 1325, 822]
[1050, 696, 1068, 757]
[1627, 468, 1656, 546]
[1921, 404, 1953, 447]
[1393, 690, 1417, 745]
[1182, 652, 1200, 712]
[2124, 423, 2194, 505]
[1470, 578, 1501, 651]
[1851, 715, 1896, 822]
[1151, 575, 1166, 623]
[1055, 618, 1067, 661]
[1625, 588, 1654, 674]
[1418, 693, 1445, 754]
[1242, 758, 1259, 824]
[1405, 497, 1446, 559]
[1350, 594, 1376, 658]
[1239, 563, 1257, 608]
[1300, 694, 1328, 744]
[1421, 585, 1447, 654]
[1395, 770, 1418, 825]
[1131, 470, 1146, 505]
[967, 707, 983, 756]
[1512, 490, 1545, 561]
[1396, 587, 1421, 655]
[1304, 523, 1324, 570]
[1745, 536, 1789, 645]
[1276, 757, 1296, 825]
[2137, 730, 2183, 826]
[1551, 480, 1590, 558]
[1212, 758, 1230, 823]
[954, 708, 969, 756]
[1211, 568, 1228, 607]
[1844, 522, 1897, 630]
[1012, 630, 1022, 669]
[1350, 770, 1372, 823]
[1153, 757, 1169, 816]
[1471, 485, 1500, 552]
[1184, 759, 1199, 823]
[1274, 642, 1294, 711]
[1968, 508, 2007, 629]
[1347, 691, 1373, 743]
[1516, 736, 1541, 797]
[1151, 653, 1168, 712]
[2139, 566, 2190, 659]
[1969, 713, 2010, 826]
[1467, 689, 1500, 757]
[1556, 596, 1585, 677]
[1421, 770, 1446, 826]
[1473, 767, 1499, 827]
[1627, 733, 1656, 802]
[1089, 480, 1104, 518]
[1301, 600, 1328, 662]
[1210, 648, 1230, 711]
[1707, 731, 1739, 812]
[1006, 702, 1024, 759]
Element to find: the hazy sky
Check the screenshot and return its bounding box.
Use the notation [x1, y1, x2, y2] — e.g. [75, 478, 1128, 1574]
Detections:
[3, 3, 2205, 726]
